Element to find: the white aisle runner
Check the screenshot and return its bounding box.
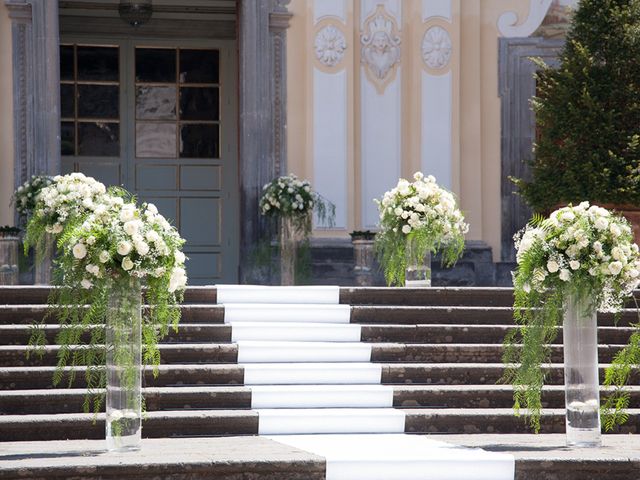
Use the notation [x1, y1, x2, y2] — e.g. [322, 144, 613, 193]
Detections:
[216, 284, 515, 480]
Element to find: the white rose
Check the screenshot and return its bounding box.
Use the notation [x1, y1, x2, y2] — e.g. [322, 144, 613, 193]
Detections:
[121, 257, 134, 271]
[146, 203, 158, 214]
[80, 278, 93, 289]
[609, 261, 623, 275]
[86, 236, 96, 246]
[610, 224, 621, 238]
[401, 225, 412, 234]
[559, 269, 571, 282]
[628, 268, 639, 278]
[569, 260, 580, 271]
[594, 217, 608, 231]
[145, 230, 160, 243]
[72, 243, 87, 259]
[51, 223, 63, 234]
[611, 247, 623, 261]
[117, 241, 132, 256]
[135, 241, 149, 256]
[175, 250, 186, 264]
[560, 210, 575, 222]
[119, 206, 136, 222]
[124, 220, 141, 236]
[154, 267, 166, 277]
[546, 260, 559, 273]
[99, 251, 110, 263]
[168, 267, 187, 293]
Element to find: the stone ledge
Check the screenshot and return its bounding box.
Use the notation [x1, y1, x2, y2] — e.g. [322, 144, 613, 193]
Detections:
[0, 436, 325, 480]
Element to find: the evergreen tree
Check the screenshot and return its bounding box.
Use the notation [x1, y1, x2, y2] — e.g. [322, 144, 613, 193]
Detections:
[514, 0, 640, 211]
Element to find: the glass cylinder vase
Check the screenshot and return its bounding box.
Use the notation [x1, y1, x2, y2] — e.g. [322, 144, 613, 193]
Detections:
[106, 278, 142, 452]
[405, 250, 432, 287]
[0, 234, 20, 285]
[34, 234, 55, 285]
[563, 294, 601, 448]
[280, 217, 297, 286]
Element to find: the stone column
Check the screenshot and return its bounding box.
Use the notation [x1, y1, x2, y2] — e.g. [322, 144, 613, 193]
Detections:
[5, 0, 61, 284]
[238, 0, 292, 283]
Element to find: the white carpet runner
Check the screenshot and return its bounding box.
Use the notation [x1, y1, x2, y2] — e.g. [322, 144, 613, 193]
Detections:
[216, 284, 514, 480]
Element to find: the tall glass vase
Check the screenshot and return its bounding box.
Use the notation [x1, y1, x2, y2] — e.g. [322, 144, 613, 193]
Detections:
[563, 294, 601, 447]
[34, 234, 55, 285]
[280, 217, 296, 286]
[106, 278, 142, 452]
[405, 243, 431, 287]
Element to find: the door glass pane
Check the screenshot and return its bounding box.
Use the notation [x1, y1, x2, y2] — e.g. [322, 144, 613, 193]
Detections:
[136, 48, 176, 83]
[77, 46, 119, 81]
[136, 86, 176, 120]
[61, 122, 75, 156]
[179, 49, 219, 83]
[180, 124, 219, 158]
[136, 122, 177, 158]
[77, 85, 119, 119]
[60, 84, 75, 118]
[60, 46, 74, 81]
[179, 87, 219, 121]
[78, 122, 119, 156]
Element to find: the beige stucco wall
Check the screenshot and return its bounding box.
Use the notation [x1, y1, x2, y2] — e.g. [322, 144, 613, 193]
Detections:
[287, 0, 533, 261]
[0, 4, 14, 227]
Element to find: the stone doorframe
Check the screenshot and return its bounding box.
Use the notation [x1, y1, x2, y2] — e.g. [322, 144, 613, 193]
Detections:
[5, 0, 293, 283]
[498, 36, 563, 262]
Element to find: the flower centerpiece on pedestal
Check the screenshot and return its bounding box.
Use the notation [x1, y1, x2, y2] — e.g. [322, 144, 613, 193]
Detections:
[26, 173, 187, 452]
[259, 174, 334, 285]
[374, 172, 468, 287]
[504, 202, 640, 447]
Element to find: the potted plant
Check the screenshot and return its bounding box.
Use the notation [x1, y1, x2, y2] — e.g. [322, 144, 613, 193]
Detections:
[512, 0, 640, 238]
[0, 226, 21, 285]
[350, 230, 376, 286]
[259, 174, 334, 285]
[504, 202, 640, 446]
[374, 172, 468, 287]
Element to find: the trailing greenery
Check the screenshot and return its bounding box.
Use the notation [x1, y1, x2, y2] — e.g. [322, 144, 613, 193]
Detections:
[374, 172, 468, 286]
[504, 203, 640, 432]
[22, 173, 187, 418]
[512, 0, 640, 212]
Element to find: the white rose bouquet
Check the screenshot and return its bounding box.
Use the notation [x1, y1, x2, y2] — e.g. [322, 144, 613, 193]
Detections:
[374, 172, 468, 286]
[504, 202, 640, 431]
[12, 175, 54, 218]
[259, 173, 334, 233]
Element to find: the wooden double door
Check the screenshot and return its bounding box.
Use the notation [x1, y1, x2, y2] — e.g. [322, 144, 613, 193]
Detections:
[59, 37, 239, 284]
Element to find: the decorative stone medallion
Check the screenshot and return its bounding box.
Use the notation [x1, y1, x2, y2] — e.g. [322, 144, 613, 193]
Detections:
[422, 26, 452, 69]
[315, 24, 347, 68]
[360, 5, 401, 93]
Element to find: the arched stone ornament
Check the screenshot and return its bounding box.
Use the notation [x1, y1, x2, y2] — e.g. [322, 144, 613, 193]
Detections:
[498, 0, 553, 38]
[422, 26, 452, 70]
[360, 4, 401, 94]
[315, 24, 347, 68]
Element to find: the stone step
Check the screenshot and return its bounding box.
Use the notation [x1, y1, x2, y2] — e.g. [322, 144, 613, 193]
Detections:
[2, 363, 637, 390]
[0, 342, 628, 367]
[1, 304, 637, 326]
[4, 384, 640, 414]
[0, 408, 638, 442]
[1, 323, 634, 346]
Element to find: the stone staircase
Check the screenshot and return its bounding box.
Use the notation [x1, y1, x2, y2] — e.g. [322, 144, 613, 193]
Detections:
[1, 285, 639, 445]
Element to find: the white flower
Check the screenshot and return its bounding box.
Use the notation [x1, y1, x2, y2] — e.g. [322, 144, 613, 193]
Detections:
[608, 261, 623, 275]
[401, 225, 412, 234]
[569, 260, 580, 271]
[168, 266, 187, 292]
[135, 241, 150, 256]
[120, 206, 136, 222]
[611, 247, 624, 261]
[594, 217, 609, 231]
[610, 224, 622, 238]
[51, 223, 63, 234]
[86, 236, 96, 246]
[117, 241, 132, 256]
[72, 243, 87, 259]
[121, 257, 134, 271]
[560, 210, 575, 222]
[80, 278, 93, 289]
[146, 203, 158, 214]
[99, 251, 110, 263]
[559, 269, 571, 282]
[546, 260, 559, 273]
[124, 220, 141, 236]
[145, 230, 160, 243]
[175, 250, 186, 264]
[628, 268, 639, 278]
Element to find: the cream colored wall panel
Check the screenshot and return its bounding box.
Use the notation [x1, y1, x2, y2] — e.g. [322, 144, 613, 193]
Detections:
[422, 0, 451, 21]
[0, 4, 14, 226]
[421, 70, 452, 189]
[361, 73, 402, 228]
[314, 0, 346, 23]
[313, 68, 348, 229]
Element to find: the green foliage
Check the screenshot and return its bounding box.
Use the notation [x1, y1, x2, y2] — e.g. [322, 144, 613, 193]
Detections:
[513, 0, 640, 212]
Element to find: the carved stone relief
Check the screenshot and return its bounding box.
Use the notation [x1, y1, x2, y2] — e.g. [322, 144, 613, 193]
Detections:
[422, 26, 452, 69]
[315, 24, 347, 68]
[360, 5, 401, 93]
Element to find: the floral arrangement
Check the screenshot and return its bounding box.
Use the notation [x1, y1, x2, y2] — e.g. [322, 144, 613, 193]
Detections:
[504, 202, 640, 431]
[12, 175, 54, 218]
[374, 172, 468, 286]
[26, 173, 187, 412]
[259, 174, 334, 233]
